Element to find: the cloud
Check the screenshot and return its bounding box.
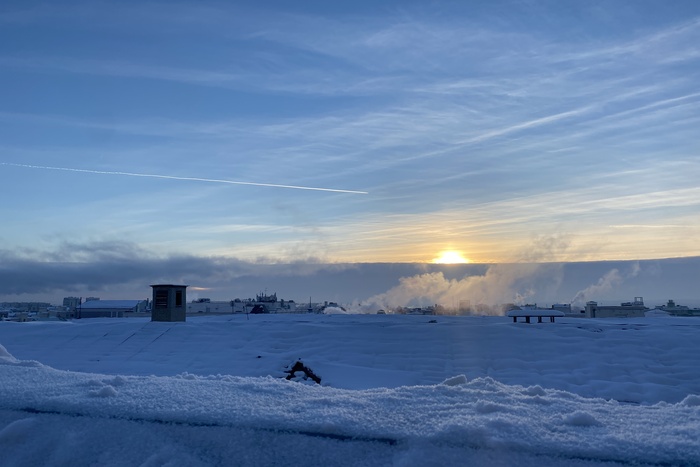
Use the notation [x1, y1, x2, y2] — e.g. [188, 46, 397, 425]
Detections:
[4, 6, 696, 100]
[0, 240, 337, 298]
[1, 247, 189, 296]
[0, 56, 256, 90]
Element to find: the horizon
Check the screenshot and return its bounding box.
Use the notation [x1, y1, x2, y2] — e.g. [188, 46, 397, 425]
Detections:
[2, 256, 699, 310]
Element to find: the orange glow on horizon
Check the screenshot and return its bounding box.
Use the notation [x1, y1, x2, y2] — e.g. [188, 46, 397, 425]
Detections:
[432, 250, 470, 264]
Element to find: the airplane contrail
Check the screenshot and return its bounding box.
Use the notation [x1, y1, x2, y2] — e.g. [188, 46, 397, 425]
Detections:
[0, 162, 368, 194]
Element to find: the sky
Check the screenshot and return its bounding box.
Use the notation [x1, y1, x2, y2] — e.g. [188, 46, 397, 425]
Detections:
[1, 1, 699, 303]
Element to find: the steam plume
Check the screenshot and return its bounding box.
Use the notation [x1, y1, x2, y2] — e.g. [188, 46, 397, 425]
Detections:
[354, 263, 564, 315]
[570, 262, 641, 308]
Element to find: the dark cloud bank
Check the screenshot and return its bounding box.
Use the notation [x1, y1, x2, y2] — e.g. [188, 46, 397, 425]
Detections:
[1, 241, 698, 310]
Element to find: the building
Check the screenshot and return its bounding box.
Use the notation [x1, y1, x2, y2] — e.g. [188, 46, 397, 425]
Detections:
[551, 303, 573, 313]
[655, 300, 700, 317]
[77, 300, 147, 318]
[151, 284, 187, 322]
[551, 303, 589, 317]
[63, 297, 81, 311]
[187, 299, 234, 314]
[231, 292, 297, 314]
[1, 302, 51, 313]
[584, 297, 646, 318]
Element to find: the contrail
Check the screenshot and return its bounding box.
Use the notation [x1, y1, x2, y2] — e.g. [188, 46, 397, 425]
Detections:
[0, 162, 368, 194]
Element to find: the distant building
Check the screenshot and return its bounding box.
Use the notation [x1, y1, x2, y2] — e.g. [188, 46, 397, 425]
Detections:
[79, 300, 147, 318]
[655, 300, 700, 317]
[405, 306, 435, 315]
[551, 303, 587, 317]
[231, 292, 297, 314]
[551, 303, 573, 313]
[585, 297, 646, 318]
[63, 297, 81, 311]
[1, 302, 51, 313]
[8, 312, 35, 322]
[458, 300, 472, 313]
[187, 300, 233, 314]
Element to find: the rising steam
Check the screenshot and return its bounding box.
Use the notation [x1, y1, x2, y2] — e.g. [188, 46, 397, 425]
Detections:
[353, 263, 565, 315]
[570, 262, 641, 308]
[353, 234, 574, 315]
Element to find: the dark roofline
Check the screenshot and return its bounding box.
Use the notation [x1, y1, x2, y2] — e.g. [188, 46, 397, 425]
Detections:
[150, 284, 189, 288]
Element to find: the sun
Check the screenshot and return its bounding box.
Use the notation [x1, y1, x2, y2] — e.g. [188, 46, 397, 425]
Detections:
[432, 250, 470, 264]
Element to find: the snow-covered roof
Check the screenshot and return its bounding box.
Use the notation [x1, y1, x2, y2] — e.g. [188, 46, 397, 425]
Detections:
[80, 300, 145, 310]
[1, 314, 699, 465]
[506, 308, 566, 317]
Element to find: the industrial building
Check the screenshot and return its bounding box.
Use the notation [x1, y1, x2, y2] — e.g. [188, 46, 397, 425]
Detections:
[584, 297, 647, 318]
[78, 299, 148, 318]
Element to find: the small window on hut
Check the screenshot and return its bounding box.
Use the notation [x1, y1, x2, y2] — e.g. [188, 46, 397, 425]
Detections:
[155, 290, 168, 308]
[175, 290, 183, 307]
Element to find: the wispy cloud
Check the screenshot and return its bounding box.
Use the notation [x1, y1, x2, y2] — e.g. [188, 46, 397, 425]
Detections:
[0, 56, 249, 89]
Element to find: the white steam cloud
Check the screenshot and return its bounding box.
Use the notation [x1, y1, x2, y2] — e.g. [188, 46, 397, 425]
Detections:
[352, 234, 574, 315]
[354, 261, 644, 315]
[353, 263, 565, 315]
[570, 262, 641, 308]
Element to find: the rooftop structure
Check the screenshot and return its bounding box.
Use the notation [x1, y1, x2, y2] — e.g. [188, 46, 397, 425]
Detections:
[507, 305, 565, 323]
[151, 284, 188, 322]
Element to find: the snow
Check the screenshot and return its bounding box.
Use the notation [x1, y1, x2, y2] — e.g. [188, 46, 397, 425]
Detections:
[1, 314, 699, 466]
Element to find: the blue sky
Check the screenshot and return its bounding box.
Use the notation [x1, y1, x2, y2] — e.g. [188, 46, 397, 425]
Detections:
[1, 0, 699, 280]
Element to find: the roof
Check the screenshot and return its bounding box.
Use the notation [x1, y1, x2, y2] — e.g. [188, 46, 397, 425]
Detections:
[80, 300, 145, 310]
[507, 308, 566, 317]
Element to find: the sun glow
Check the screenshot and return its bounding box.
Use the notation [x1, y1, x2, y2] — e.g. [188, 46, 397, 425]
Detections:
[432, 250, 470, 264]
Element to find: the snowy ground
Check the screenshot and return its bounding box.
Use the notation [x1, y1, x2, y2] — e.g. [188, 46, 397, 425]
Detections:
[1, 314, 699, 466]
